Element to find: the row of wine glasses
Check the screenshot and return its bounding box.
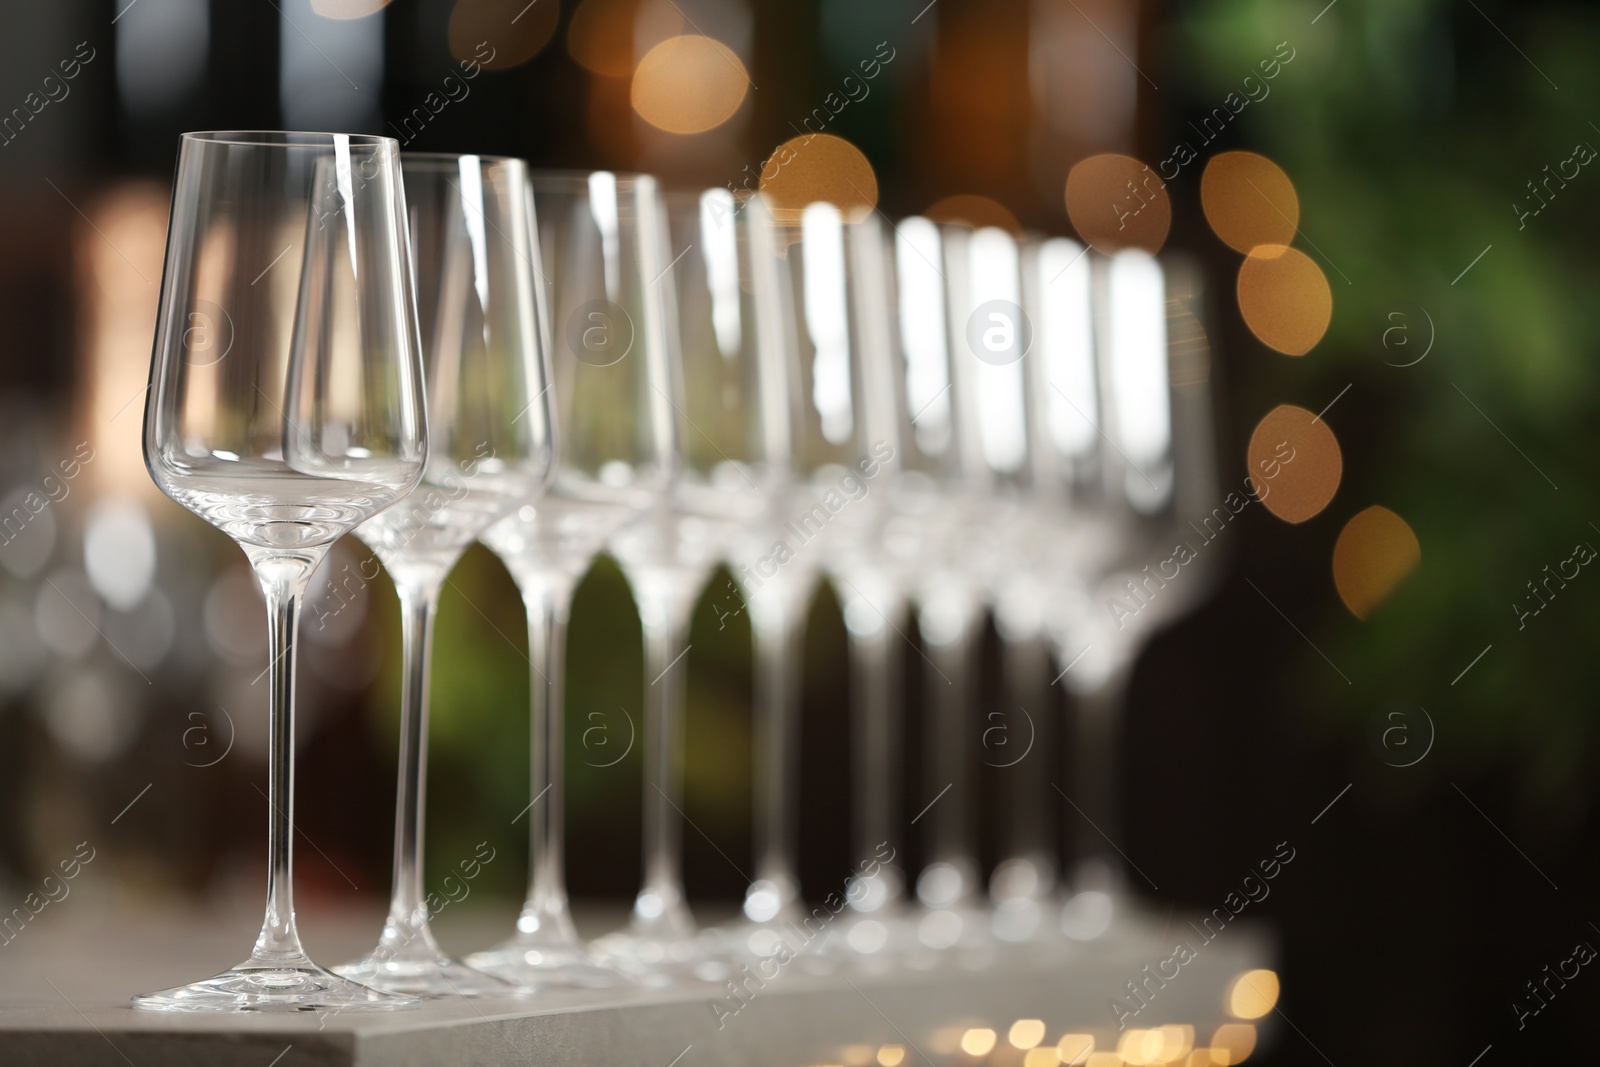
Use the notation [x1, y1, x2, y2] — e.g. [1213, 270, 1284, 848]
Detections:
[136, 131, 1215, 1012]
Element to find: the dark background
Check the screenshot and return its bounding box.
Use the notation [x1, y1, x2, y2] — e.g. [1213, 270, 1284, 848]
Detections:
[1, 0, 1597, 1063]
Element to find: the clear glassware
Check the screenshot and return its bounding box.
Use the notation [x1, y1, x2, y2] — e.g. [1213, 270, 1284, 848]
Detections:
[727, 200, 903, 968]
[334, 154, 555, 997]
[890, 220, 1031, 959]
[136, 131, 426, 1012]
[1036, 249, 1219, 941]
[466, 171, 672, 990]
[594, 189, 797, 980]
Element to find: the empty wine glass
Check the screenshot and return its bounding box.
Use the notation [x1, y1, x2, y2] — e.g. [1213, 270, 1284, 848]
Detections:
[334, 153, 554, 997]
[595, 188, 799, 979]
[136, 131, 426, 1012]
[466, 171, 671, 990]
[896, 220, 1032, 957]
[722, 199, 900, 966]
[1043, 250, 1219, 940]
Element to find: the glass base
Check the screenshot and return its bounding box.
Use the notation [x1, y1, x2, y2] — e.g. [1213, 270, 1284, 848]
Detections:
[464, 939, 630, 991]
[590, 929, 731, 987]
[133, 958, 419, 1013]
[334, 950, 513, 998]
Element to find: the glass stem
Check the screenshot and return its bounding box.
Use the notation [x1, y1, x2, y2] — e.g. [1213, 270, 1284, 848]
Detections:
[516, 575, 580, 942]
[921, 599, 980, 900]
[1000, 630, 1055, 894]
[376, 579, 445, 960]
[633, 591, 694, 937]
[247, 548, 323, 966]
[1070, 659, 1133, 892]
[847, 600, 903, 901]
[750, 603, 804, 911]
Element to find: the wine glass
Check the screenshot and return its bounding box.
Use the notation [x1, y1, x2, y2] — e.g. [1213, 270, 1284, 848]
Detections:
[594, 188, 800, 979]
[891, 219, 1031, 957]
[725, 199, 902, 967]
[136, 131, 425, 1012]
[333, 153, 554, 997]
[465, 171, 672, 990]
[1041, 249, 1219, 940]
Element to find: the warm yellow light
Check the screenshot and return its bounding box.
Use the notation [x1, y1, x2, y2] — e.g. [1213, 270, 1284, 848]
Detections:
[1201, 151, 1300, 254]
[1119, 1029, 1164, 1065]
[876, 1045, 906, 1067]
[926, 194, 1022, 234]
[1086, 1053, 1125, 1067]
[759, 133, 878, 222]
[961, 1028, 999, 1057]
[1236, 244, 1331, 356]
[1057, 1033, 1095, 1065]
[1156, 1025, 1194, 1062]
[631, 34, 749, 134]
[448, 0, 560, 69]
[1334, 506, 1421, 620]
[1227, 969, 1280, 1019]
[567, 0, 638, 76]
[1066, 153, 1170, 254]
[1247, 403, 1342, 524]
[1025, 1048, 1063, 1067]
[1010, 1019, 1048, 1049]
[841, 1044, 875, 1066]
[1209, 1024, 1258, 1065]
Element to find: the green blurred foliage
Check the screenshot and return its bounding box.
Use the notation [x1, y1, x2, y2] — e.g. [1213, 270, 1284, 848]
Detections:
[1170, 0, 1600, 813]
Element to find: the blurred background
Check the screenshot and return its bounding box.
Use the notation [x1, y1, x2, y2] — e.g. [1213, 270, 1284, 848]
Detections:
[1, 0, 1598, 1062]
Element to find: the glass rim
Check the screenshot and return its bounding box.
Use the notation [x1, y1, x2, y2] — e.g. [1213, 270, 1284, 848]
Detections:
[400, 150, 526, 169]
[180, 130, 398, 149]
[524, 167, 656, 190]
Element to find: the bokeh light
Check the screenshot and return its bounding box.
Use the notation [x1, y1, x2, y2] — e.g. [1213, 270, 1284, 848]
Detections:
[1201, 151, 1300, 254]
[568, 0, 638, 75]
[1208, 1023, 1257, 1064]
[1236, 245, 1332, 356]
[960, 1028, 998, 1057]
[1009, 1018, 1047, 1049]
[1227, 968, 1280, 1019]
[759, 133, 878, 221]
[1065, 153, 1170, 254]
[1057, 1034, 1094, 1065]
[1334, 505, 1422, 620]
[926, 194, 1022, 234]
[1247, 404, 1342, 524]
[1025, 1047, 1063, 1067]
[1158, 1025, 1194, 1061]
[449, 0, 560, 70]
[876, 1044, 906, 1066]
[631, 34, 749, 134]
[1118, 1029, 1163, 1065]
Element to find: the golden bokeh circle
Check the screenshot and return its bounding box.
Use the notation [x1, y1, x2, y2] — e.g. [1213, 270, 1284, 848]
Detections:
[449, 0, 560, 70]
[1237, 245, 1332, 356]
[568, 0, 637, 76]
[1227, 969, 1280, 1020]
[1201, 151, 1300, 254]
[925, 194, 1021, 234]
[759, 133, 878, 221]
[1064, 153, 1170, 254]
[1333, 506, 1421, 620]
[630, 35, 749, 135]
[1247, 404, 1341, 525]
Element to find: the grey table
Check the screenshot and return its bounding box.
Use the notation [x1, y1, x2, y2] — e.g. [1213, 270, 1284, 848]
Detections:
[0, 905, 1274, 1065]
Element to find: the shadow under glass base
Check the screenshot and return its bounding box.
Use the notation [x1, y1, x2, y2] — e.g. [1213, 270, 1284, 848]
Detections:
[334, 950, 514, 998]
[133, 957, 419, 1013]
[465, 938, 631, 991]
